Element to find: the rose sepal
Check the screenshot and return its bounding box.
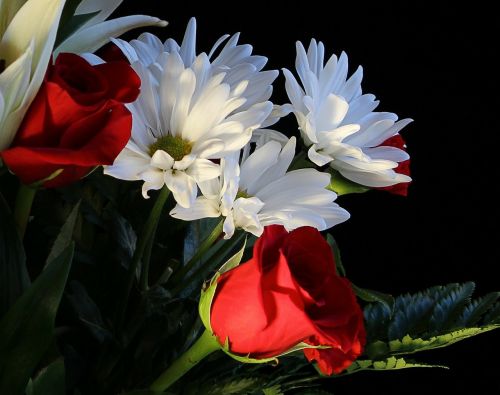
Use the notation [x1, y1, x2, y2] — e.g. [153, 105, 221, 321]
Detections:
[28, 168, 64, 188]
[327, 169, 370, 196]
[199, 236, 330, 365]
[199, 237, 248, 333]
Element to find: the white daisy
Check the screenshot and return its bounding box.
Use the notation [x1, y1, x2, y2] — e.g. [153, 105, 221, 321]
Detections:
[104, 19, 276, 208]
[170, 135, 350, 239]
[283, 39, 412, 188]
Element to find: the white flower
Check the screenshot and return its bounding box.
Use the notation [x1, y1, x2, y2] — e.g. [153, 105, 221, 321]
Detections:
[104, 19, 276, 208]
[111, 18, 278, 119]
[54, 0, 167, 56]
[283, 40, 412, 188]
[0, 0, 65, 150]
[170, 136, 350, 239]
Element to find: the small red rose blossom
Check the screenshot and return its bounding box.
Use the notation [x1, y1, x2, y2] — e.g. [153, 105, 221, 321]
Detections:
[0, 53, 140, 188]
[210, 225, 366, 375]
[376, 134, 411, 196]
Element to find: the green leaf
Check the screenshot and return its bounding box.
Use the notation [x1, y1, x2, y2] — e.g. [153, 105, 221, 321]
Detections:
[66, 281, 113, 344]
[429, 282, 475, 332]
[55, 0, 99, 47]
[352, 284, 394, 315]
[262, 385, 284, 395]
[484, 301, 500, 324]
[327, 170, 370, 196]
[104, 207, 137, 270]
[0, 193, 30, 317]
[345, 356, 448, 374]
[0, 244, 74, 395]
[325, 234, 346, 276]
[387, 292, 434, 340]
[205, 377, 261, 395]
[457, 292, 500, 327]
[46, 201, 80, 265]
[364, 302, 392, 343]
[31, 358, 65, 395]
[387, 326, 500, 356]
[218, 237, 247, 274]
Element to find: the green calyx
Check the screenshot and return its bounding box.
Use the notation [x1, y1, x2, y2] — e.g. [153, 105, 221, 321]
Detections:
[149, 135, 193, 161]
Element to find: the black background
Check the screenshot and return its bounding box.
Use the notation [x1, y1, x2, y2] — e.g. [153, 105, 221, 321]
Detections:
[115, 3, 499, 393]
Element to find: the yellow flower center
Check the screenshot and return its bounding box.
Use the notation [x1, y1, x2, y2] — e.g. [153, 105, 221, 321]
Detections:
[149, 135, 193, 161]
[236, 190, 252, 199]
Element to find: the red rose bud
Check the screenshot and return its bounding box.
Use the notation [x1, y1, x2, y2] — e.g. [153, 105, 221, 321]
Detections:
[0, 53, 140, 188]
[376, 134, 411, 196]
[209, 225, 366, 375]
[96, 42, 130, 63]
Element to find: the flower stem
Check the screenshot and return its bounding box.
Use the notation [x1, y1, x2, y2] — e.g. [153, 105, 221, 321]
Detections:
[288, 150, 308, 171]
[150, 330, 219, 391]
[14, 184, 37, 239]
[140, 218, 158, 291]
[114, 186, 170, 331]
[169, 219, 224, 285]
[176, 230, 245, 298]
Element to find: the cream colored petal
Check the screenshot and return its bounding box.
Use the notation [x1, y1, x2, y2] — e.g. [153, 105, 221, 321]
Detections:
[0, 43, 32, 149]
[0, 0, 26, 37]
[0, 0, 64, 73]
[0, 0, 64, 149]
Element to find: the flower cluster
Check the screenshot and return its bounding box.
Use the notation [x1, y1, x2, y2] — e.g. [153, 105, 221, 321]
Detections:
[4, 5, 470, 395]
[101, 18, 411, 238]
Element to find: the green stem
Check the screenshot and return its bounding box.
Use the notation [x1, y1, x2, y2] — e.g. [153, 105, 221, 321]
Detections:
[181, 230, 245, 298]
[114, 186, 170, 331]
[150, 330, 219, 391]
[169, 219, 224, 285]
[140, 218, 158, 291]
[14, 184, 37, 239]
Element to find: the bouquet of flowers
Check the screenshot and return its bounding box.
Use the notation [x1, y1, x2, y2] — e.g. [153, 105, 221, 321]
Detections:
[0, 2, 498, 394]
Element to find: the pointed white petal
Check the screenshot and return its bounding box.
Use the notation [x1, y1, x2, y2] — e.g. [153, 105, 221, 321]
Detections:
[141, 169, 165, 198]
[308, 145, 333, 166]
[186, 159, 221, 183]
[248, 137, 296, 192]
[179, 17, 197, 66]
[151, 150, 175, 170]
[104, 148, 150, 181]
[363, 146, 410, 162]
[165, 171, 197, 208]
[240, 140, 282, 193]
[75, 0, 123, 26]
[55, 15, 168, 55]
[170, 68, 196, 138]
[170, 197, 220, 221]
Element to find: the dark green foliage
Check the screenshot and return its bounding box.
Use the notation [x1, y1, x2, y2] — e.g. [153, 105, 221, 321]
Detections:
[0, 245, 74, 395]
[29, 358, 66, 395]
[1, 167, 498, 395]
[0, 193, 30, 316]
[55, 0, 100, 47]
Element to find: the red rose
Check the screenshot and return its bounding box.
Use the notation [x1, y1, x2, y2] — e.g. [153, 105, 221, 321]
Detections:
[377, 134, 411, 196]
[210, 225, 366, 375]
[0, 53, 140, 188]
